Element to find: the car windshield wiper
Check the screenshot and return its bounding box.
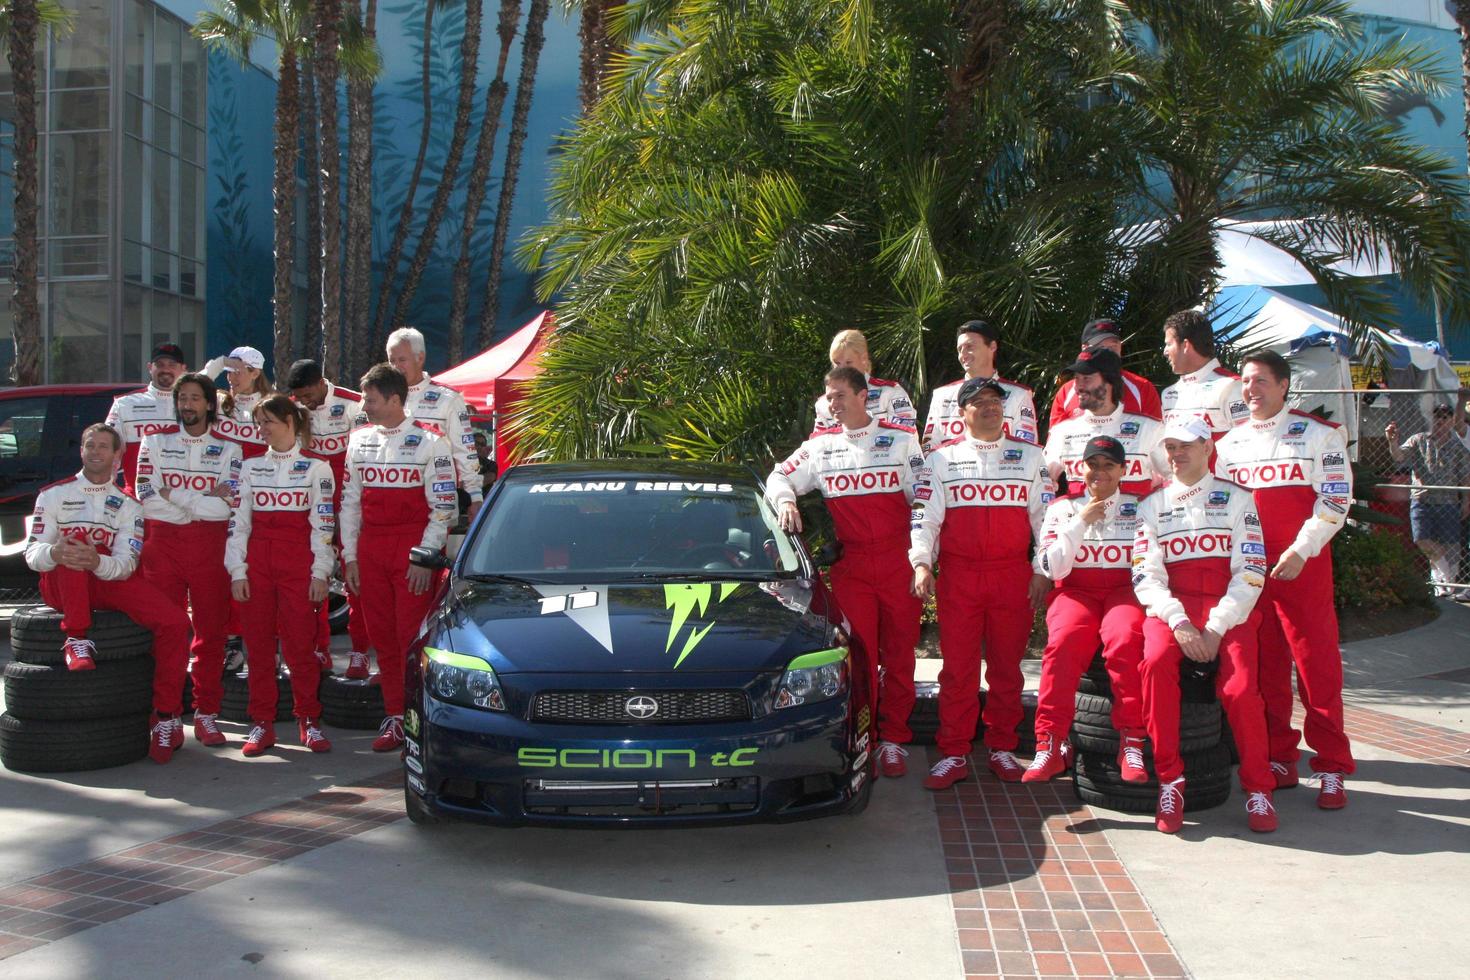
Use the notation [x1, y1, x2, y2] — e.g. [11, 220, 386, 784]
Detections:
[460, 572, 554, 585]
[613, 569, 796, 582]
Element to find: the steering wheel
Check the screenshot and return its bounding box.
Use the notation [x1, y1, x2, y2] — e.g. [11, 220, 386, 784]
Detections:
[678, 544, 741, 569]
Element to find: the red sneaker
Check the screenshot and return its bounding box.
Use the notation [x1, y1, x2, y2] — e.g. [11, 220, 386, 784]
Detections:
[242, 721, 276, 757]
[923, 756, 970, 790]
[876, 741, 908, 777]
[1270, 760, 1299, 789]
[1022, 735, 1071, 783]
[193, 713, 227, 748]
[62, 637, 97, 672]
[372, 715, 405, 752]
[1117, 736, 1149, 784]
[148, 714, 180, 764]
[1246, 791, 1278, 832]
[987, 750, 1025, 782]
[298, 717, 332, 753]
[344, 651, 370, 680]
[1316, 772, 1347, 810]
[1155, 777, 1185, 833]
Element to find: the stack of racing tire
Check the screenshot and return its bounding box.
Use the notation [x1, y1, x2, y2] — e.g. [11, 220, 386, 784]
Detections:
[1071, 653, 1232, 813]
[318, 674, 385, 730]
[1, 608, 153, 772]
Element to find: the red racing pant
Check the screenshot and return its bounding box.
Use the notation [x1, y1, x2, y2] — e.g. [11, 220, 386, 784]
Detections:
[1035, 581, 1145, 741]
[936, 557, 1032, 757]
[40, 566, 192, 716]
[142, 520, 232, 715]
[356, 525, 442, 716]
[1141, 602, 1272, 793]
[1257, 553, 1354, 774]
[829, 539, 921, 745]
[241, 528, 324, 722]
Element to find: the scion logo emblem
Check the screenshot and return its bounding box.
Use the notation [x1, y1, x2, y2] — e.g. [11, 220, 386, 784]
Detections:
[624, 695, 659, 720]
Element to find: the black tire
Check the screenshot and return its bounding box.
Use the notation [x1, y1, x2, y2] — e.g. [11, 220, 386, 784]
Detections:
[906, 685, 988, 747]
[0, 712, 149, 773]
[1077, 661, 1217, 704]
[218, 668, 303, 723]
[1071, 693, 1221, 755]
[1179, 664, 1219, 705]
[11, 634, 153, 667]
[1072, 743, 1233, 814]
[1221, 715, 1239, 765]
[11, 606, 152, 658]
[2, 658, 155, 721]
[320, 674, 386, 730]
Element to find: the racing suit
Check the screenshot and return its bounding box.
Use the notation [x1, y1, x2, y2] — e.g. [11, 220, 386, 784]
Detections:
[339, 418, 457, 715]
[921, 375, 1038, 452]
[105, 385, 175, 493]
[766, 419, 927, 744]
[1048, 369, 1161, 427]
[25, 475, 191, 715]
[910, 434, 1052, 756]
[1032, 491, 1146, 743]
[135, 425, 242, 717]
[406, 375, 483, 507]
[300, 382, 371, 654]
[214, 391, 269, 459]
[1215, 408, 1354, 775]
[1044, 404, 1167, 498]
[1159, 359, 1248, 438]
[812, 376, 917, 434]
[1132, 475, 1272, 792]
[225, 448, 336, 722]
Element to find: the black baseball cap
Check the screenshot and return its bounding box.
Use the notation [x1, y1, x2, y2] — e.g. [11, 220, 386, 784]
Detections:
[1082, 435, 1126, 466]
[1067, 345, 1122, 376]
[957, 319, 998, 342]
[1081, 319, 1122, 345]
[150, 342, 186, 364]
[286, 359, 324, 389]
[957, 377, 1007, 407]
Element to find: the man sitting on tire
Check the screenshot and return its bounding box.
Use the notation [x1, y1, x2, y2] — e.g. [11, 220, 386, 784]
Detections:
[23, 424, 192, 763]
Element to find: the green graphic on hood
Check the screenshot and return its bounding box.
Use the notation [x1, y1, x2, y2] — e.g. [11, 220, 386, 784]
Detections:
[664, 582, 742, 668]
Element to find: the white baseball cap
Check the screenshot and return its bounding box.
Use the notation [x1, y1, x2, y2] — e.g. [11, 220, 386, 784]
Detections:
[1161, 417, 1213, 443]
[225, 346, 265, 371]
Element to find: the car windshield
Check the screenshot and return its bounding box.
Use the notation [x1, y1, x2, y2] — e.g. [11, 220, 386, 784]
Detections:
[462, 476, 805, 580]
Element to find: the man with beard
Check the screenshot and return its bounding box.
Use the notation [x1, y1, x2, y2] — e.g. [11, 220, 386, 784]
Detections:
[1045, 347, 1167, 498]
[1048, 320, 1162, 426]
[106, 343, 187, 493]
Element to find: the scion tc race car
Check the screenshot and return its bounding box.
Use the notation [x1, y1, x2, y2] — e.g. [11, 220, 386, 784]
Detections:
[402, 460, 876, 826]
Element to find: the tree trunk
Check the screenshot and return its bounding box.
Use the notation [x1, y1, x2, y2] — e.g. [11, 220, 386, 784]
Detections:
[578, 0, 614, 113]
[315, 0, 345, 379]
[1456, 2, 1470, 185]
[390, 0, 484, 334]
[7, 1, 41, 386]
[272, 52, 302, 386]
[448, 0, 520, 360]
[477, 0, 549, 350]
[344, 0, 377, 380]
[371, 0, 436, 347]
[302, 63, 323, 358]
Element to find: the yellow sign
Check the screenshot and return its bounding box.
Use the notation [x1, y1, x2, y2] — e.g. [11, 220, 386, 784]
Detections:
[1350, 363, 1470, 389]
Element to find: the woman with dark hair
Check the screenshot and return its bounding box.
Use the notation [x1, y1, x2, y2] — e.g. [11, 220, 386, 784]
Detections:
[224, 394, 337, 756]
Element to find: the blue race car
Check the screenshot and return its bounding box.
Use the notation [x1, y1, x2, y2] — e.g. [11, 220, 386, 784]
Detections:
[401, 460, 875, 826]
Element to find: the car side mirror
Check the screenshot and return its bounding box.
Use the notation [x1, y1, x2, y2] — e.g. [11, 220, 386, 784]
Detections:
[812, 541, 843, 568]
[409, 546, 451, 571]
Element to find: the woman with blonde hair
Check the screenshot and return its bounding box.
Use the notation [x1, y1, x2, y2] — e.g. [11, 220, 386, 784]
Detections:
[812, 329, 916, 433]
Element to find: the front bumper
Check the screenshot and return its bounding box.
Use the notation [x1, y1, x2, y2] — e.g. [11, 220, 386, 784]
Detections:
[403, 674, 870, 827]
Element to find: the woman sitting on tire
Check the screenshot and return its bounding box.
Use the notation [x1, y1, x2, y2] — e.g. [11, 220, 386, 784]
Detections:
[224, 395, 337, 756]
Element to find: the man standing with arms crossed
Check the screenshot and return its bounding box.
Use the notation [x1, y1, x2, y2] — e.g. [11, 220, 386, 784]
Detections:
[340, 364, 458, 752]
[134, 373, 243, 751]
[1159, 309, 1249, 438]
[767, 367, 927, 780]
[386, 327, 484, 520]
[106, 342, 187, 493]
[1216, 351, 1354, 808]
[910, 378, 1053, 788]
[921, 320, 1038, 452]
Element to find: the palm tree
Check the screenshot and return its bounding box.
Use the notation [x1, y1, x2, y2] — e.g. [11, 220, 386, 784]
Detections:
[196, 0, 314, 384]
[576, 0, 614, 112]
[447, 0, 519, 361]
[343, 0, 378, 377]
[313, 0, 344, 377]
[1454, 2, 1470, 182]
[302, 63, 322, 343]
[389, 0, 484, 332]
[476, 0, 548, 350]
[3, 0, 70, 385]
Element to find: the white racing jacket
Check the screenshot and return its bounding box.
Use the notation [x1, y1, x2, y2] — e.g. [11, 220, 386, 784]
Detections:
[25, 474, 146, 581]
[921, 376, 1038, 452]
[1044, 403, 1167, 497]
[104, 385, 175, 491]
[1033, 491, 1139, 583]
[406, 375, 483, 504]
[224, 448, 337, 582]
[1160, 359, 1248, 438]
[135, 425, 243, 524]
[339, 417, 458, 562]
[812, 376, 917, 434]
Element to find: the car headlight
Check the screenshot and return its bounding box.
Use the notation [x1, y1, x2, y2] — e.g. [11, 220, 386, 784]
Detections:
[775, 647, 848, 709]
[424, 646, 505, 711]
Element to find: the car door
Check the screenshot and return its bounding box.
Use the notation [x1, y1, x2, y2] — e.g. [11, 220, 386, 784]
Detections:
[0, 395, 55, 592]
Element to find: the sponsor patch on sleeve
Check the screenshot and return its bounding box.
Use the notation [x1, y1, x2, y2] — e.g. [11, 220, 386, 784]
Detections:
[432, 481, 456, 493]
[1321, 482, 1350, 494]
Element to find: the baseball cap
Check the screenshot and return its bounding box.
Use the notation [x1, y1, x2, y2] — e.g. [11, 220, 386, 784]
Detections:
[1081, 319, 1122, 345]
[957, 319, 998, 342]
[1161, 417, 1213, 443]
[1067, 345, 1122, 376]
[1432, 403, 1454, 417]
[957, 377, 1007, 407]
[150, 342, 186, 364]
[1082, 435, 1126, 466]
[226, 346, 265, 371]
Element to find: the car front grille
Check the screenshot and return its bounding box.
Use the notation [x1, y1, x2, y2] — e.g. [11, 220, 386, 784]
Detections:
[530, 689, 751, 725]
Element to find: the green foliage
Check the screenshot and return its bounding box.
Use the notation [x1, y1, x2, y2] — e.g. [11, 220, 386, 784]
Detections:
[1330, 525, 1432, 612]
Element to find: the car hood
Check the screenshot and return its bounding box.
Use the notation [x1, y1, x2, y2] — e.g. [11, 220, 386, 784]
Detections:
[433, 578, 835, 674]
